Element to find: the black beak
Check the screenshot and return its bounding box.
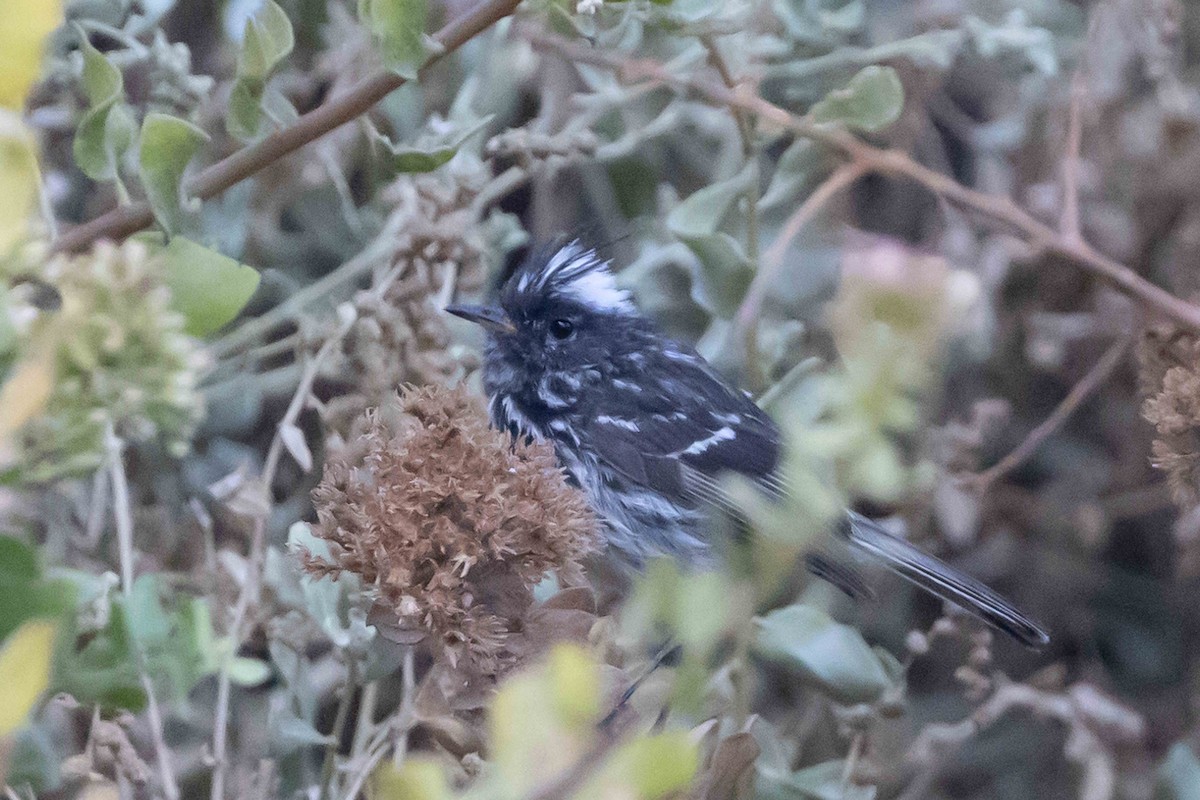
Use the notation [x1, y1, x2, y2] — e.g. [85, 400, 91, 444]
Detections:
[445, 303, 516, 334]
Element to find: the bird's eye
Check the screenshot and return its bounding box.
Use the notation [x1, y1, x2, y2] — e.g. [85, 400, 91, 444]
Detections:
[549, 319, 575, 340]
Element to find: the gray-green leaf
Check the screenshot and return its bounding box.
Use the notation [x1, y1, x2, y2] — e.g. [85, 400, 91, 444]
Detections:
[761, 138, 830, 210]
[160, 236, 261, 336]
[227, 0, 295, 140]
[73, 30, 137, 183]
[358, 0, 430, 80]
[754, 603, 894, 704]
[667, 165, 757, 317]
[809, 65, 904, 133]
[370, 114, 492, 174]
[139, 113, 209, 236]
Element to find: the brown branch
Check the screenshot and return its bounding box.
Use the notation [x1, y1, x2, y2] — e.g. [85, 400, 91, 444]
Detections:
[526, 33, 1200, 333]
[698, 35, 754, 158]
[53, 0, 524, 254]
[965, 334, 1132, 492]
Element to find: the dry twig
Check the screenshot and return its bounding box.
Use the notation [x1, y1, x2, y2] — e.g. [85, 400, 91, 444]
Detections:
[965, 334, 1132, 491]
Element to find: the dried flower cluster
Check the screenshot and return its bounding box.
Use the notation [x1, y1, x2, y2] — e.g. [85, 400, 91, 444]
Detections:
[1139, 326, 1200, 508]
[306, 384, 599, 671]
[2, 240, 203, 479]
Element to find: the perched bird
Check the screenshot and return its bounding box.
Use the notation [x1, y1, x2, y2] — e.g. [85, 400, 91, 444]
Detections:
[447, 240, 1050, 649]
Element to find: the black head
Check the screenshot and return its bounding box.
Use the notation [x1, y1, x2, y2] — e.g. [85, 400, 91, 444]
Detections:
[446, 241, 652, 387]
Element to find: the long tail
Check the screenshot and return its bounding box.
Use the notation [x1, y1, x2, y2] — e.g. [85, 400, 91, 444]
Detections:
[839, 511, 1050, 649]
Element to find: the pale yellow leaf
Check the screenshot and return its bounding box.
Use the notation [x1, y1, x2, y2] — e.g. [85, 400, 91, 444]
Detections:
[0, 0, 62, 109]
[0, 620, 57, 736]
[0, 112, 41, 253]
[0, 353, 55, 439]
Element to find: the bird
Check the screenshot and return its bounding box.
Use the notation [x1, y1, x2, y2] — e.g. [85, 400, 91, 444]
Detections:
[446, 239, 1050, 649]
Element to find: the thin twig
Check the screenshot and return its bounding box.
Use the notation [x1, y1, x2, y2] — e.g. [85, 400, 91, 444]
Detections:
[391, 647, 416, 767]
[699, 35, 754, 158]
[53, 0, 524, 254]
[1060, 70, 1087, 244]
[350, 681, 378, 764]
[318, 660, 359, 800]
[527, 33, 1200, 333]
[966, 334, 1133, 491]
[104, 428, 181, 800]
[106, 429, 135, 596]
[735, 163, 867, 382]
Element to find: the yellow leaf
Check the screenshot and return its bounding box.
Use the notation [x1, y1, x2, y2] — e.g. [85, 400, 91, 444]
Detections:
[0, 112, 41, 253]
[0, 620, 57, 736]
[371, 758, 450, 800]
[548, 643, 600, 727]
[0, 0, 61, 109]
[0, 351, 56, 439]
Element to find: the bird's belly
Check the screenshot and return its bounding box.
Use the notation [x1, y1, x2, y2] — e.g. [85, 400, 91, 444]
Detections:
[561, 450, 712, 569]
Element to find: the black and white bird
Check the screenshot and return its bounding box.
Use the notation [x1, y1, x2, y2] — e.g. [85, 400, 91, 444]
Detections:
[446, 240, 1049, 649]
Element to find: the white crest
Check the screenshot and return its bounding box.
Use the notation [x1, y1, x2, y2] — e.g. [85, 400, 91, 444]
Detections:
[519, 240, 635, 314]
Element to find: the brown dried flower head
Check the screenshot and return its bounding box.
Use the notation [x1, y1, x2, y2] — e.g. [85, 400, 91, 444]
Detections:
[305, 384, 599, 671]
[1139, 327, 1200, 508]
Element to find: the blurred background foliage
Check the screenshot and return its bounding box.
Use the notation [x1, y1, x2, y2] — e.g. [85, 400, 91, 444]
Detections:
[2, 0, 1200, 799]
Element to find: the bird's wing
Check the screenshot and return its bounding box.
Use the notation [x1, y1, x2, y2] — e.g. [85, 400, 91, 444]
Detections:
[583, 353, 781, 508]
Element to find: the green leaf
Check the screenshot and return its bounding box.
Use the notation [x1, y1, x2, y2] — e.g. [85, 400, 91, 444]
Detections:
[160, 236, 261, 336]
[358, 0, 430, 79]
[386, 144, 455, 172]
[369, 114, 492, 174]
[73, 30, 136, 183]
[809, 65, 904, 133]
[0, 537, 75, 643]
[227, 0, 295, 140]
[138, 113, 210, 235]
[0, 536, 38, 582]
[754, 603, 893, 704]
[1158, 743, 1200, 800]
[758, 759, 876, 800]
